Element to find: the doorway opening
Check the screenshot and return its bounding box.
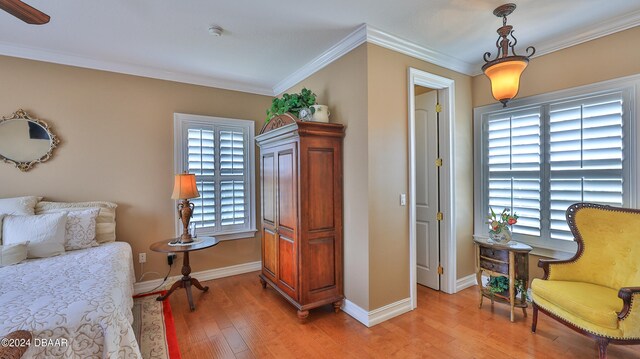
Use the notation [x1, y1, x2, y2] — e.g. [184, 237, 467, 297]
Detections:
[408, 68, 457, 309]
[414, 86, 441, 291]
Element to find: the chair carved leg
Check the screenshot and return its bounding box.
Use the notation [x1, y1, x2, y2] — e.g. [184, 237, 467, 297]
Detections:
[596, 337, 608, 359]
[531, 303, 538, 333]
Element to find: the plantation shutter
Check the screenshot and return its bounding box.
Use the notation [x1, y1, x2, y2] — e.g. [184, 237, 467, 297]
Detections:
[548, 92, 624, 240]
[219, 130, 246, 226]
[183, 124, 250, 232]
[187, 128, 216, 228]
[486, 107, 541, 236]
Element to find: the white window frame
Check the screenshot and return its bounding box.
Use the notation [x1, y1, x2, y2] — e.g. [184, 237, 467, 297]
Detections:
[474, 75, 639, 256]
[174, 113, 257, 240]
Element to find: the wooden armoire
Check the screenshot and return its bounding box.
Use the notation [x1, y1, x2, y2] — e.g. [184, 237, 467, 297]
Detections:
[256, 114, 345, 320]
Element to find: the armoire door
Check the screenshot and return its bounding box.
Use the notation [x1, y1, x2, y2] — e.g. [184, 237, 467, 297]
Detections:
[276, 143, 298, 300]
[260, 150, 278, 284]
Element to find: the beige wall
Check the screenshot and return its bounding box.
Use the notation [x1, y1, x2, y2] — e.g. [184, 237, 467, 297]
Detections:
[366, 44, 474, 309]
[0, 55, 272, 280]
[473, 26, 640, 107]
[286, 44, 371, 309]
[289, 43, 474, 311]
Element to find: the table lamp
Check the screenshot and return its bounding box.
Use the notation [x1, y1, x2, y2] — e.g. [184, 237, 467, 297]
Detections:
[171, 173, 200, 243]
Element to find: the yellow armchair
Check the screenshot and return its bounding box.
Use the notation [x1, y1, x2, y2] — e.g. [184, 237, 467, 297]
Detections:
[531, 203, 640, 359]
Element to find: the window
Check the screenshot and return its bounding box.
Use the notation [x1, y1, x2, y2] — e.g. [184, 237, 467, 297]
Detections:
[474, 81, 635, 253]
[174, 113, 256, 240]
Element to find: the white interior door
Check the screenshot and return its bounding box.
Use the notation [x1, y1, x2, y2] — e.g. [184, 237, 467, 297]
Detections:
[415, 90, 440, 290]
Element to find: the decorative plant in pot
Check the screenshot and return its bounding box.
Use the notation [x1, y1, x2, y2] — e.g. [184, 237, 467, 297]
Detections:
[487, 207, 518, 243]
[486, 276, 528, 301]
[265, 88, 317, 124]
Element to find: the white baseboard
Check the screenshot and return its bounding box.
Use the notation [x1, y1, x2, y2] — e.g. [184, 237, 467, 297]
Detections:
[369, 298, 413, 326]
[134, 260, 262, 295]
[342, 297, 413, 327]
[456, 273, 478, 292]
[342, 299, 370, 326]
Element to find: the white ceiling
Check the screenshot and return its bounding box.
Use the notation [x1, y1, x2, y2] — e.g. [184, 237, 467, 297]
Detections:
[1, 0, 639, 95]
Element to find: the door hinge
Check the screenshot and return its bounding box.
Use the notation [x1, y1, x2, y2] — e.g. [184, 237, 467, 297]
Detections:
[436, 212, 444, 221]
[437, 265, 444, 275]
[435, 158, 443, 167]
[435, 103, 442, 113]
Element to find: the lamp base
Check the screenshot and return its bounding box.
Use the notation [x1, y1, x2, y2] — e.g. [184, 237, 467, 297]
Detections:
[177, 199, 195, 244]
[180, 233, 194, 244]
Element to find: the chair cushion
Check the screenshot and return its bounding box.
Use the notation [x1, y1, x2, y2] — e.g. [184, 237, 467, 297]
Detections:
[531, 279, 622, 330]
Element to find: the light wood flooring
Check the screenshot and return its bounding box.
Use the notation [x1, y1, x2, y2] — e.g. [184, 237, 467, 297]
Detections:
[169, 272, 640, 358]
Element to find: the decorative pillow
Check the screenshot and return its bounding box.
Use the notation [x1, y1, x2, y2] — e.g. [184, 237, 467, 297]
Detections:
[0, 243, 28, 267]
[35, 201, 117, 243]
[65, 208, 100, 250]
[0, 196, 42, 216]
[2, 213, 67, 258]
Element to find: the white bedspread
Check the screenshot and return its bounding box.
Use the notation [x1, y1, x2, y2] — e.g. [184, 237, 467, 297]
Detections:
[0, 242, 142, 358]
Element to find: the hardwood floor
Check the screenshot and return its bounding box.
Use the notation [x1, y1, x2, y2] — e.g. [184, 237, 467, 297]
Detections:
[169, 272, 640, 358]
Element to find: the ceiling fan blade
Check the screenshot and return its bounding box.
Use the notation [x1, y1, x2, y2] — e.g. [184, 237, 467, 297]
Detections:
[0, 0, 49, 25]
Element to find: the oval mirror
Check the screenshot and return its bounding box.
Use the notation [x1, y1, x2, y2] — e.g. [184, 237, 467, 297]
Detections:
[0, 109, 60, 172]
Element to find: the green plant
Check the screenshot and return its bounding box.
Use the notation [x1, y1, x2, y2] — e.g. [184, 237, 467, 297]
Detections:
[487, 276, 509, 294]
[265, 88, 317, 122]
[486, 276, 528, 300]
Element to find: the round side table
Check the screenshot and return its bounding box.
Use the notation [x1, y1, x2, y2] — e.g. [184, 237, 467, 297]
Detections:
[150, 236, 219, 311]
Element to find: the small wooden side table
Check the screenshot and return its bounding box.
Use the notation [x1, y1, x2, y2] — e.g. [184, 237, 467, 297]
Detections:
[474, 237, 532, 322]
[150, 236, 219, 311]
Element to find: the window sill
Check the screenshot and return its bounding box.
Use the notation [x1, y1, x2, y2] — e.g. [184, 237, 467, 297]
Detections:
[472, 234, 577, 259]
[187, 229, 258, 241]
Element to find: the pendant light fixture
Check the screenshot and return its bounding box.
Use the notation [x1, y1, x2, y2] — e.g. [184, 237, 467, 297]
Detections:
[482, 3, 535, 107]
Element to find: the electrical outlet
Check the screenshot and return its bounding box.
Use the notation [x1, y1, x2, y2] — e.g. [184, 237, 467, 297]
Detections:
[138, 252, 146, 264]
[400, 193, 407, 206]
[167, 253, 176, 266]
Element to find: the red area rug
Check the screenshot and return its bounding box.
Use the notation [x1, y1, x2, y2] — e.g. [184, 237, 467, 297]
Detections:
[133, 291, 181, 359]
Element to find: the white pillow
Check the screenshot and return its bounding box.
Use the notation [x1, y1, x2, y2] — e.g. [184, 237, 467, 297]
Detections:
[2, 213, 67, 258]
[35, 201, 117, 243]
[0, 243, 28, 267]
[65, 208, 100, 250]
[0, 196, 42, 216]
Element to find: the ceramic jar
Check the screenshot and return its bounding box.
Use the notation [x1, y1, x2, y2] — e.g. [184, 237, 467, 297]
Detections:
[311, 105, 330, 123]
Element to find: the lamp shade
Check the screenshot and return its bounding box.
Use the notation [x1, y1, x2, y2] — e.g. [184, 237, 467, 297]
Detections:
[171, 173, 200, 200]
[483, 57, 528, 107]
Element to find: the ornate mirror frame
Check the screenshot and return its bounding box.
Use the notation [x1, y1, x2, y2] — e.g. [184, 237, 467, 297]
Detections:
[0, 109, 60, 172]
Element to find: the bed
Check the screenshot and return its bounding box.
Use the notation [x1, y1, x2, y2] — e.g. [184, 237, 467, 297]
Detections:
[0, 197, 142, 359]
[0, 242, 141, 358]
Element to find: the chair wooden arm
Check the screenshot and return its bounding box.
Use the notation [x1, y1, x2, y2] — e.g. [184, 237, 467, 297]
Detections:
[618, 287, 640, 320]
[538, 252, 582, 280]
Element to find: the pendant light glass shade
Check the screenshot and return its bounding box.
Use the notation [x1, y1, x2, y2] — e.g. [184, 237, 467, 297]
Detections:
[483, 58, 528, 107]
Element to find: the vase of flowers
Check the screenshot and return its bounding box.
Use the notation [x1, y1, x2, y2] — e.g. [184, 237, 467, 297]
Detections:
[487, 207, 518, 244]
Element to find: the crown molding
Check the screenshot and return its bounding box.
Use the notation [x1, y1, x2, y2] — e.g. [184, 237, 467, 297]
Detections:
[272, 24, 368, 95]
[365, 25, 477, 76]
[0, 41, 274, 96]
[272, 23, 477, 95]
[534, 9, 640, 59]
